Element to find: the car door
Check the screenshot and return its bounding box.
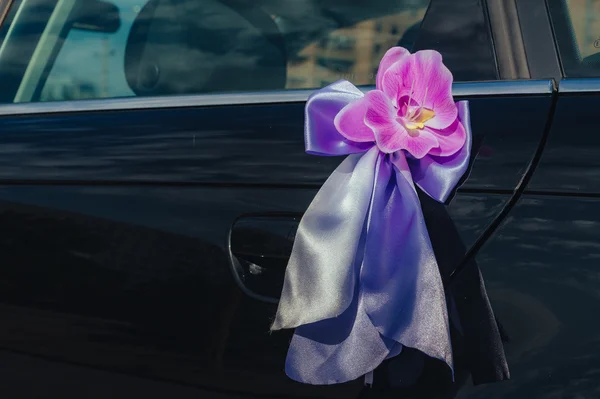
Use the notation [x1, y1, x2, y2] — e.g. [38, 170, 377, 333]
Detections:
[462, 1, 600, 398]
[0, 0, 555, 397]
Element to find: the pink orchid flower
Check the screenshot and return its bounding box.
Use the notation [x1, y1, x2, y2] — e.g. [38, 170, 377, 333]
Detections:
[334, 47, 466, 159]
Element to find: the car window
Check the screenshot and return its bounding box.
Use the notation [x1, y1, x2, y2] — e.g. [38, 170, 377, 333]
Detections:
[548, 0, 600, 77]
[40, 0, 139, 101]
[0, 0, 490, 104]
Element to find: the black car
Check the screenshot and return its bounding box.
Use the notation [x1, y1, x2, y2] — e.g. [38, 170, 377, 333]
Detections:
[0, 0, 596, 397]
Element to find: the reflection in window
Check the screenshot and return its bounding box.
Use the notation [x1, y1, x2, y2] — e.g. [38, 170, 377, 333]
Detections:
[0, 0, 430, 102]
[318, 37, 329, 49]
[42, 79, 99, 101]
[558, 0, 600, 59]
[316, 57, 354, 73]
[329, 35, 356, 51]
[39, 0, 141, 102]
[286, 8, 428, 89]
[287, 77, 307, 88]
[548, 0, 600, 76]
[289, 54, 309, 66]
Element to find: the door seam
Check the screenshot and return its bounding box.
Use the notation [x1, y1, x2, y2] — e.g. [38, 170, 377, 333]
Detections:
[449, 79, 559, 282]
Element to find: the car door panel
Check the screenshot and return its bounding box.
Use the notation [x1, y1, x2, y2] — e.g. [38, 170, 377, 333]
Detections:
[453, 195, 600, 399]
[0, 81, 552, 190]
[0, 79, 554, 397]
[529, 79, 600, 193]
[0, 187, 499, 396]
[463, 90, 554, 190]
[0, 188, 507, 397]
[455, 78, 600, 399]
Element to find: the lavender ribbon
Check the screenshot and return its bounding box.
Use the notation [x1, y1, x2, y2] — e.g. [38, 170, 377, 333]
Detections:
[271, 80, 471, 385]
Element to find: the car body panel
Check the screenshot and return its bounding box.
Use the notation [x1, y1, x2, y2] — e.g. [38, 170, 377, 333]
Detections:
[0, 82, 552, 190]
[0, 79, 554, 397]
[530, 79, 600, 193]
[456, 195, 600, 399]
[0, 187, 509, 397]
[0, 0, 589, 396]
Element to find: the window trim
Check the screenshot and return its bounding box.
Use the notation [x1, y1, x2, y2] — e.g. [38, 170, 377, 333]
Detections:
[0, 0, 15, 28]
[486, 0, 529, 79]
[413, 0, 499, 81]
[559, 77, 600, 93]
[514, 0, 562, 80]
[485, 0, 562, 81]
[0, 79, 554, 116]
[0, 0, 59, 103]
[0, 0, 24, 58]
[14, 0, 76, 102]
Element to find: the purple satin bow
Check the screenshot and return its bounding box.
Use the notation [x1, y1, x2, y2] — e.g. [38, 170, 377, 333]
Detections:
[271, 80, 472, 385]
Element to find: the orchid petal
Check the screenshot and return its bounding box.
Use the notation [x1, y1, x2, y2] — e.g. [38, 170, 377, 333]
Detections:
[363, 90, 396, 129]
[426, 94, 458, 130]
[425, 116, 466, 157]
[372, 124, 410, 154]
[376, 47, 410, 91]
[363, 90, 406, 154]
[409, 50, 456, 129]
[403, 129, 440, 159]
[334, 96, 376, 143]
[381, 56, 412, 107]
[363, 90, 441, 158]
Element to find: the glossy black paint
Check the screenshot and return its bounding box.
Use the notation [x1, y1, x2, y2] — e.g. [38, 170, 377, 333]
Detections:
[454, 195, 600, 399]
[530, 83, 600, 193]
[0, 94, 551, 190]
[0, 186, 506, 398]
[0, 83, 554, 397]
[0, 0, 584, 395]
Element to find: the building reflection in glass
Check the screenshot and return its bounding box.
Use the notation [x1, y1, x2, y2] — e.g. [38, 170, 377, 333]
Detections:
[286, 8, 427, 89]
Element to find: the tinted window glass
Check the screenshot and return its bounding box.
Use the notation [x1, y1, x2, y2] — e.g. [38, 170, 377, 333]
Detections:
[412, 0, 497, 82]
[548, 0, 600, 76]
[0, 0, 494, 103]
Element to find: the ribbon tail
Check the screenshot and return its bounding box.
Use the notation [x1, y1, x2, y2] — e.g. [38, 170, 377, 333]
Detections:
[361, 153, 453, 374]
[281, 151, 403, 385]
[281, 151, 453, 385]
[272, 146, 379, 331]
[284, 279, 396, 384]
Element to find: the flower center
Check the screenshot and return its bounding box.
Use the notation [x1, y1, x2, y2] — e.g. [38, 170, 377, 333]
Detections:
[402, 107, 435, 131]
[396, 84, 435, 135]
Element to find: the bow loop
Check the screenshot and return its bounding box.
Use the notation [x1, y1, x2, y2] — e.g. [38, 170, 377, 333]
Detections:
[305, 80, 374, 156]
